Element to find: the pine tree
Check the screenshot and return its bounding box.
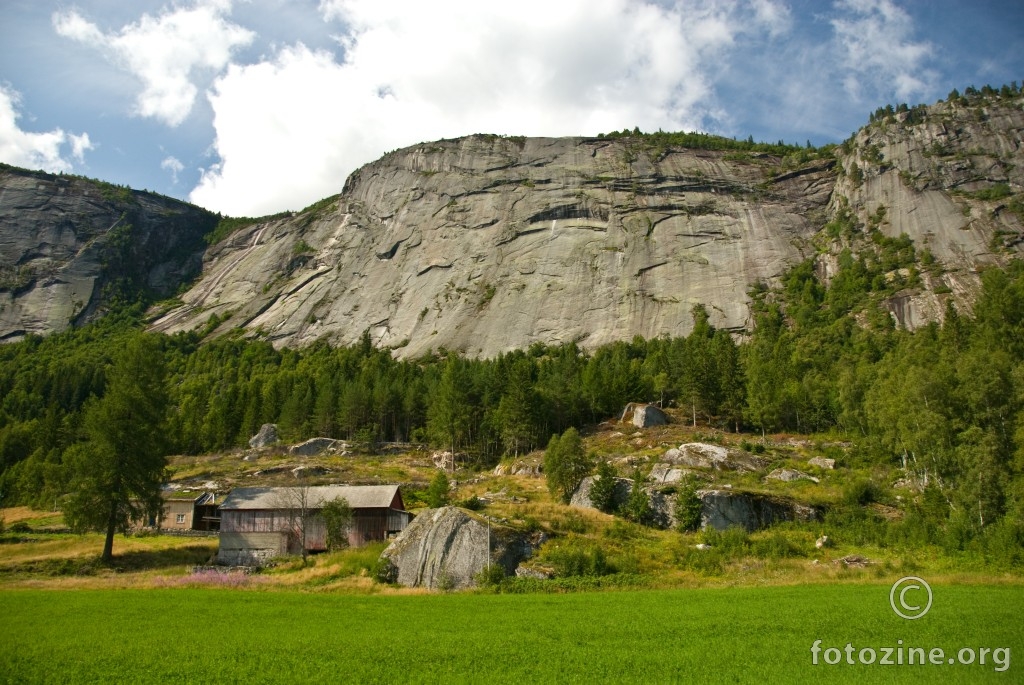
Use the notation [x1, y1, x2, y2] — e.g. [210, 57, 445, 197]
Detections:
[61, 334, 169, 563]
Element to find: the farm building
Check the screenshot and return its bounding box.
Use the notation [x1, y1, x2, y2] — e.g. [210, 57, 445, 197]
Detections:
[217, 485, 411, 565]
[159, 491, 223, 531]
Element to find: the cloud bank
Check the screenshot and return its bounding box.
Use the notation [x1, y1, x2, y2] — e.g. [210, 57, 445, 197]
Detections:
[0, 85, 92, 172]
[53, 0, 253, 127]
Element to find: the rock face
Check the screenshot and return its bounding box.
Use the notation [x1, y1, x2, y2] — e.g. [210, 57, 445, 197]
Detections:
[698, 489, 819, 532]
[7, 96, 1022, 350]
[0, 166, 217, 342]
[149, 135, 834, 356]
[248, 423, 280, 448]
[667, 443, 769, 472]
[378, 506, 535, 589]
[621, 403, 668, 428]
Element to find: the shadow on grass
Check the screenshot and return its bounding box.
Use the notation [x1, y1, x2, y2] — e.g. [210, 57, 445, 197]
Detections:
[0, 544, 217, 577]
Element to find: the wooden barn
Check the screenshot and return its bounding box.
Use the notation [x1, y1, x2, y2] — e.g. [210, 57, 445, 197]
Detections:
[217, 485, 410, 565]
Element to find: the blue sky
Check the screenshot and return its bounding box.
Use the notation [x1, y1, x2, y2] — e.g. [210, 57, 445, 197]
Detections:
[1, 0, 1021, 217]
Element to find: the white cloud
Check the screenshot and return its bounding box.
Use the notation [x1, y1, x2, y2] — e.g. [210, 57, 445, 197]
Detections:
[192, 0, 785, 216]
[0, 85, 93, 172]
[831, 0, 936, 102]
[161, 155, 185, 184]
[53, 1, 253, 127]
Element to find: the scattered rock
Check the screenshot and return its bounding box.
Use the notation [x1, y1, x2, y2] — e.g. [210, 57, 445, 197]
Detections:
[694, 543, 712, 551]
[251, 466, 288, 477]
[621, 403, 668, 428]
[514, 565, 552, 579]
[493, 460, 542, 477]
[667, 443, 769, 472]
[766, 468, 819, 484]
[432, 451, 455, 471]
[249, 423, 280, 449]
[291, 465, 328, 478]
[378, 507, 538, 589]
[834, 554, 871, 568]
[815, 535, 831, 549]
[808, 457, 836, 470]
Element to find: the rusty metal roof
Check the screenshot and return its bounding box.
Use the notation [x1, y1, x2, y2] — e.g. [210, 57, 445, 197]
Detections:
[220, 485, 401, 511]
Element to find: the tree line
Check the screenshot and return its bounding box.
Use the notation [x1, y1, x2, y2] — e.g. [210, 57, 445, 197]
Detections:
[2, 255, 1024, 545]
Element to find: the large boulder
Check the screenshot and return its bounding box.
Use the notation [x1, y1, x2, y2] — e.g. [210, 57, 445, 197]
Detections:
[569, 475, 633, 509]
[698, 489, 819, 532]
[378, 507, 536, 589]
[620, 403, 668, 428]
[288, 437, 338, 457]
[666, 443, 769, 472]
[248, 423, 280, 449]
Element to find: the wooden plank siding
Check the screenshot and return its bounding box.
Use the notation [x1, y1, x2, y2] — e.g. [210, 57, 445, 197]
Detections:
[220, 506, 411, 551]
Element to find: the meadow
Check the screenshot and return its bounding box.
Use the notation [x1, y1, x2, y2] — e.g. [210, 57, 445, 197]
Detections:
[1, 583, 1020, 684]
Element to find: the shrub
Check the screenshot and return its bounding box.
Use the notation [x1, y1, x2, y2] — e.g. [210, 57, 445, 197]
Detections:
[620, 471, 652, 526]
[589, 460, 619, 514]
[371, 557, 397, 584]
[544, 428, 593, 504]
[843, 478, 881, 506]
[457, 496, 484, 511]
[474, 563, 506, 587]
[674, 477, 704, 533]
[426, 471, 450, 508]
[545, 545, 612, 577]
[9, 521, 30, 534]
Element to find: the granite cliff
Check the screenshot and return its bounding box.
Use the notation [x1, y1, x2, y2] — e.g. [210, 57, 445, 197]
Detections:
[0, 166, 217, 341]
[3, 92, 1022, 354]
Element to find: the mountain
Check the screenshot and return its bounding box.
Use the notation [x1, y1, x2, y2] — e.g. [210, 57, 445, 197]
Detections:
[3, 89, 1023, 354]
[0, 166, 217, 342]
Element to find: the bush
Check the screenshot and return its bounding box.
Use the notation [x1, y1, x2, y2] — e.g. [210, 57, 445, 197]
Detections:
[589, 460, 619, 514]
[843, 478, 881, 506]
[474, 563, 506, 587]
[544, 428, 593, 503]
[426, 471, 450, 508]
[674, 477, 703, 533]
[457, 496, 484, 511]
[545, 545, 612, 577]
[371, 557, 397, 584]
[9, 521, 30, 534]
[620, 471, 652, 526]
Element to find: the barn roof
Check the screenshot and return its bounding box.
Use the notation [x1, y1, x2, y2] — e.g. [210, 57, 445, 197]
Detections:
[220, 485, 401, 511]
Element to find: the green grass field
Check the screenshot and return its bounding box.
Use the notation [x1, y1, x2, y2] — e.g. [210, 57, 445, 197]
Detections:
[1, 584, 1020, 684]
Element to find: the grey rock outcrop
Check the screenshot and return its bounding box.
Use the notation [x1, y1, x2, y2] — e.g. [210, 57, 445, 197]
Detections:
[698, 489, 819, 532]
[648, 463, 692, 484]
[288, 437, 338, 457]
[493, 460, 543, 477]
[0, 166, 216, 342]
[249, 423, 280, 449]
[667, 443, 769, 472]
[378, 507, 536, 589]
